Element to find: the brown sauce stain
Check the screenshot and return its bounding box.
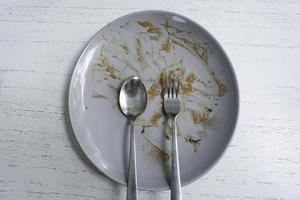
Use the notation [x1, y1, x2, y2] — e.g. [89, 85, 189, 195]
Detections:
[149, 145, 170, 163]
[141, 125, 151, 134]
[186, 73, 197, 84]
[141, 129, 170, 163]
[100, 58, 120, 80]
[214, 77, 227, 97]
[160, 38, 172, 52]
[190, 110, 215, 127]
[150, 112, 163, 125]
[120, 43, 130, 55]
[181, 85, 193, 94]
[172, 39, 209, 64]
[185, 135, 201, 144]
[184, 135, 201, 152]
[159, 72, 167, 85]
[181, 73, 198, 94]
[135, 38, 149, 70]
[138, 21, 162, 36]
[165, 132, 172, 140]
[163, 20, 186, 34]
[164, 122, 172, 140]
[162, 20, 209, 64]
[148, 81, 161, 99]
[93, 92, 108, 99]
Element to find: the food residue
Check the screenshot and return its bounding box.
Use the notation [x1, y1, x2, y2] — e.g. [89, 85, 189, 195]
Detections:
[160, 38, 172, 52]
[148, 81, 161, 99]
[150, 112, 163, 125]
[190, 110, 215, 127]
[214, 77, 228, 97]
[99, 58, 120, 80]
[185, 135, 201, 143]
[135, 38, 149, 70]
[149, 145, 170, 163]
[91, 18, 229, 159]
[138, 21, 162, 36]
[184, 135, 201, 152]
[120, 43, 130, 55]
[93, 92, 108, 99]
[186, 73, 197, 83]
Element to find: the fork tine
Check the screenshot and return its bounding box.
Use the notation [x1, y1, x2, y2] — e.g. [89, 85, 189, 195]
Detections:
[164, 73, 168, 96]
[168, 73, 171, 98]
[176, 74, 180, 97]
[172, 76, 175, 98]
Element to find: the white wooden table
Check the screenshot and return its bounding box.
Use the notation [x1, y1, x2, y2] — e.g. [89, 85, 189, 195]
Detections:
[1, 0, 300, 199]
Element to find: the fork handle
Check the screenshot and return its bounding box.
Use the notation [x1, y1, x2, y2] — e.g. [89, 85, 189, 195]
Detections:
[171, 118, 182, 200]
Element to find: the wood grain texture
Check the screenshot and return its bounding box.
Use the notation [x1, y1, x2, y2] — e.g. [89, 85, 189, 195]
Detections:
[0, 0, 300, 199]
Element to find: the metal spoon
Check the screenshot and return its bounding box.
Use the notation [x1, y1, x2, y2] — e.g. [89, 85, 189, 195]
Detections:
[119, 76, 147, 200]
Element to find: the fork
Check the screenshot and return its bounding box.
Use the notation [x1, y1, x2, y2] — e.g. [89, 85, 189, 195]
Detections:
[164, 74, 182, 200]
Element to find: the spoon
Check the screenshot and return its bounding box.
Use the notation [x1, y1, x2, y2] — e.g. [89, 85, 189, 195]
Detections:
[119, 76, 147, 200]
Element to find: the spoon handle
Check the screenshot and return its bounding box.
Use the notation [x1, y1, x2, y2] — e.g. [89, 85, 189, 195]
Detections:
[171, 118, 182, 200]
[127, 120, 138, 200]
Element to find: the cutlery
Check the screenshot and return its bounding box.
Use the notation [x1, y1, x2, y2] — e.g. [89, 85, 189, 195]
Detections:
[163, 74, 182, 200]
[119, 76, 147, 200]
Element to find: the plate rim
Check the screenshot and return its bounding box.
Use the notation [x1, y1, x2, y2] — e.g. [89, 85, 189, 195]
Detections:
[68, 9, 240, 191]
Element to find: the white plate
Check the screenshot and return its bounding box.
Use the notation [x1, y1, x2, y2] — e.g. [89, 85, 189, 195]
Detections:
[68, 10, 239, 190]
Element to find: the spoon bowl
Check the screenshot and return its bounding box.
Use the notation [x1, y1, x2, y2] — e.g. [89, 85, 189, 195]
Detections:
[119, 76, 147, 119]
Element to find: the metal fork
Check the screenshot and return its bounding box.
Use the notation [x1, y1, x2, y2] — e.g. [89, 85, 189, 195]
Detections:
[164, 74, 182, 200]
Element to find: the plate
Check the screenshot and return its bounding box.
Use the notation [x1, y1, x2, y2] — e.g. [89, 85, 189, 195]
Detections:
[68, 10, 239, 190]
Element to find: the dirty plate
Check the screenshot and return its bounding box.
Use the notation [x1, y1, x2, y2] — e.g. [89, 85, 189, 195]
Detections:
[68, 10, 239, 190]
